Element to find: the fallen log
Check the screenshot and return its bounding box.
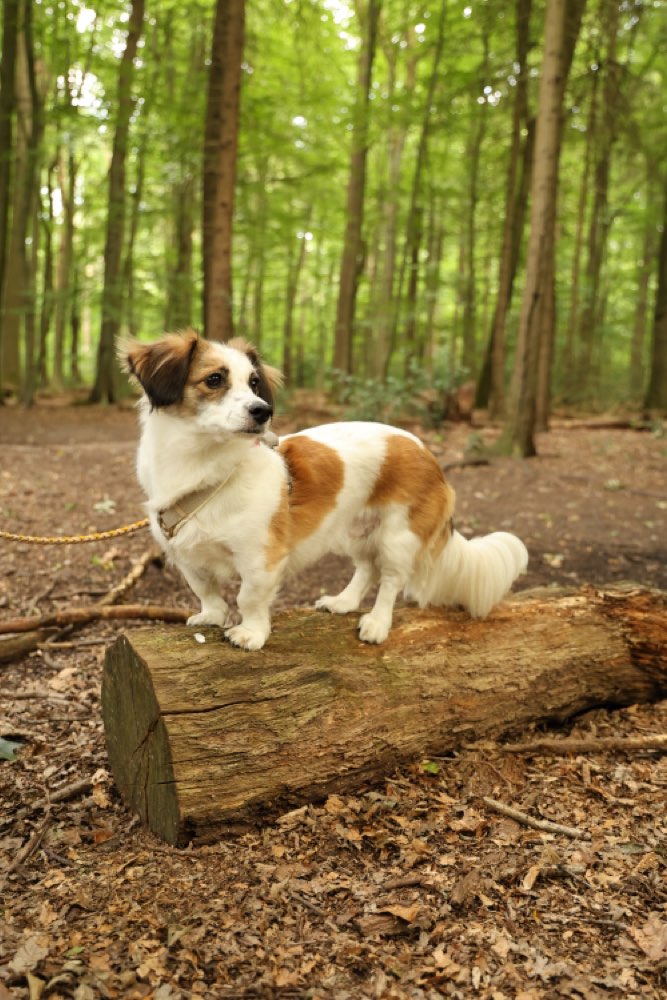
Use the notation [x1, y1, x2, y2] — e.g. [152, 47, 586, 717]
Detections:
[101, 584, 667, 845]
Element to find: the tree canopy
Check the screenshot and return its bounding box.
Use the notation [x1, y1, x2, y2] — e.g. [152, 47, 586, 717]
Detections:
[0, 0, 665, 432]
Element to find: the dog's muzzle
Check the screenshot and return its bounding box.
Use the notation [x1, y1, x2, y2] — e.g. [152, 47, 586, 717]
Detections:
[248, 400, 273, 426]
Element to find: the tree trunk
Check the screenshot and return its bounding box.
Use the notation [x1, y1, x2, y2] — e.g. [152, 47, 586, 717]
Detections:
[282, 214, 310, 385]
[101, 584, 667, 845]
[460, 65, 489, 380]
[478, 0, 532, 417]
[644, 174, 667, 413]
[53, 148, 76, 390]
[387, 2, 447, 379]
[476, 119, 535, 413]
[202, 0, 245, 342]
[630, 184, 657, 401]
[332, 0, 381, 374]
[498, 0, 585, 457]
[90, 0, 145, 403]
[36, 161, 56, 387]
[1, 1, 34, 393]
[574, 0, 620, 400]
[563, 62, 599, 386]
[371, 30, 416, 378]
[0, 0, 19, 398]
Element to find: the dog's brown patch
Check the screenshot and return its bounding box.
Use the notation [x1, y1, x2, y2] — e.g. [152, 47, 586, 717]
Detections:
[179, 340, 232, 414]
[227, 336, 284, 407]
[265, 436, 345, 567]
[369, 434, 455, 548]
[125, 329, 199, 408]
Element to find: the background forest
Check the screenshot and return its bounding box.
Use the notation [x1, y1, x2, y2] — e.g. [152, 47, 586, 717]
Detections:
[0, 0, 666, 455]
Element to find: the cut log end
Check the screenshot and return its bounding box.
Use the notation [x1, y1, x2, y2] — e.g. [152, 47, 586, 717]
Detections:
[101, 585, 667, 845]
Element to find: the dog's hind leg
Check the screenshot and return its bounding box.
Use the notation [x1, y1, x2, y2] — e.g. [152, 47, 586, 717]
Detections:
[358, 515, 421, 644]
[315, 560, 375, 615]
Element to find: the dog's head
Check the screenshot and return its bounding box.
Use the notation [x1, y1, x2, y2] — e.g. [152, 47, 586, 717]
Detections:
[122, 329, 283, 437]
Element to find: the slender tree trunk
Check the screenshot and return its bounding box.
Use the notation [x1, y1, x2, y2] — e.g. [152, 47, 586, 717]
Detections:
[386, 1, 446, 378]
[423, 192, 445, 374]
[498, 0, 585, 457]
[90, 0, 145, 403]
[476, 0, 532, 417]
[575, 0, 620, 400]
[0, 0, 19, 398]
[202, 0, 245, 342]
[53, 149, 76, 390]
[166, 176, 195, 331]
[563, 63, 599, 385]
[644, 175, 667, 413]
[460, 56, 489, 379]
[476, 119, 535, 412]
[69, 263, 82, 384]
[36, 162, 56, 387]
[282, 213, 311, 385]
[3, 0, 44, 399]
[371, 33, 416, 378]
[630, 178, 657, 400]
[332, 0, 381, 374]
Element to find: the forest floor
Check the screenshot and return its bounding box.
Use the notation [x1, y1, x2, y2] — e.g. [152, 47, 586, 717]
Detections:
[1, 397, 666, 1000]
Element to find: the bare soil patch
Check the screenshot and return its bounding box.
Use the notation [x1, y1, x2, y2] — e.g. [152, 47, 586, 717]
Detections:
[1, 400, 666, 999]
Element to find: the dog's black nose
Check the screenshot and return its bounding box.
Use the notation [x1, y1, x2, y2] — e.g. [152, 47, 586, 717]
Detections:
[248, 400, 273, 425]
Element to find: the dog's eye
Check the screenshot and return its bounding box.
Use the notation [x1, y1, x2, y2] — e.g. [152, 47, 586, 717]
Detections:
[205, 372, 223, 389]
[249, 373, 261, 393]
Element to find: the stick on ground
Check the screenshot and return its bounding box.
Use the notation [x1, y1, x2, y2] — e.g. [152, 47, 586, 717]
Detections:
[482, 796, 587, 839]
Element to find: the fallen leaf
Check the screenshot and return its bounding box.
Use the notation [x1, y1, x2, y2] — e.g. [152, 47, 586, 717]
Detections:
[629, 913, 667, 961]
[381, 902, 423, 923]
[522, 863, 542, 891]
[10, 936, 49, 975]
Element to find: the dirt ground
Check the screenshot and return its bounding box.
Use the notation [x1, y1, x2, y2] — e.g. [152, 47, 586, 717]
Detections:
[1, 398, 666, 1000]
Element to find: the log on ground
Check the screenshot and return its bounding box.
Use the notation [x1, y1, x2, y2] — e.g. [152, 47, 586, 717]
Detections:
[101, 584, 667, 845]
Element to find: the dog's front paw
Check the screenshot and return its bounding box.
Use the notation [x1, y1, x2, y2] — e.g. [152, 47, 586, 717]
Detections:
[358, 613, 390, 645]
[187, 608, 233, 629]
[225, 624, 268, 651]
[315, 594, 357, 615]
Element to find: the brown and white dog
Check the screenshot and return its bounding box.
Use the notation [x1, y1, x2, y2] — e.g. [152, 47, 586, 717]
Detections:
[124, 329, 528, 651]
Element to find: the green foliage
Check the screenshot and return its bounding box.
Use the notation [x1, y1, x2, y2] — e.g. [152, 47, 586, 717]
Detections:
[330, 351, 468, 425]
[0, 737, 22, 762]
[0, 0, 665, 410]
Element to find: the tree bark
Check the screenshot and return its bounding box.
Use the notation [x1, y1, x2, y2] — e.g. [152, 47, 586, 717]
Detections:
[574, 0, 621, 400]
[89, 0, 145, 403]
[388, 2, 447, 379]
[478, 0, 532, 417]
[202, 0, 245, 342]
[644, 172, 667, 413]
[497, 0, 585, 456]
[101, 584, 666, 845]
[332, 0, 381, 374]
[1, 0, 42, 394]
[0, 0, 19, 398]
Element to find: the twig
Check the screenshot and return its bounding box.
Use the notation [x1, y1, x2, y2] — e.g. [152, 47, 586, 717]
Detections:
[0, 603, 191, 636]
[97, 547, 162, 607]
[502, 735, 667, 755]
[482, 796, 587, 840]
[9, 776, 94, 826]
[0, 629, 55, 663]
[5, 813, 51, 877]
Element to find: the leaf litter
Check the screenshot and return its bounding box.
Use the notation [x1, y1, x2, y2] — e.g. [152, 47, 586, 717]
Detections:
[1, 407, 667, 998]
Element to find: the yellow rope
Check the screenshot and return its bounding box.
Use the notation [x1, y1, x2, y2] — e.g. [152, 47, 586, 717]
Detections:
[0, 518, 150, 545]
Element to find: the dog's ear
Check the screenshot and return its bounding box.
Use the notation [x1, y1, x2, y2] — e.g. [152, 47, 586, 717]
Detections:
[227, 337, 284, 408]
[121, 329, 200, 408]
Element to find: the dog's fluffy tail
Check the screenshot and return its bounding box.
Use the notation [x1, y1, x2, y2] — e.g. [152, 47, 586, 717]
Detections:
[406, 529, 528, 618]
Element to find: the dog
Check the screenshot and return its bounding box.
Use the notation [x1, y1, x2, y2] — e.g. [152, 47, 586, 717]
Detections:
[124, 329, 528, 651]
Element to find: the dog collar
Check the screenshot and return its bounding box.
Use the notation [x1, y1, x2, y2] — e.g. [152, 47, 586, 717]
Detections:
[157, 432, 280, 539]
